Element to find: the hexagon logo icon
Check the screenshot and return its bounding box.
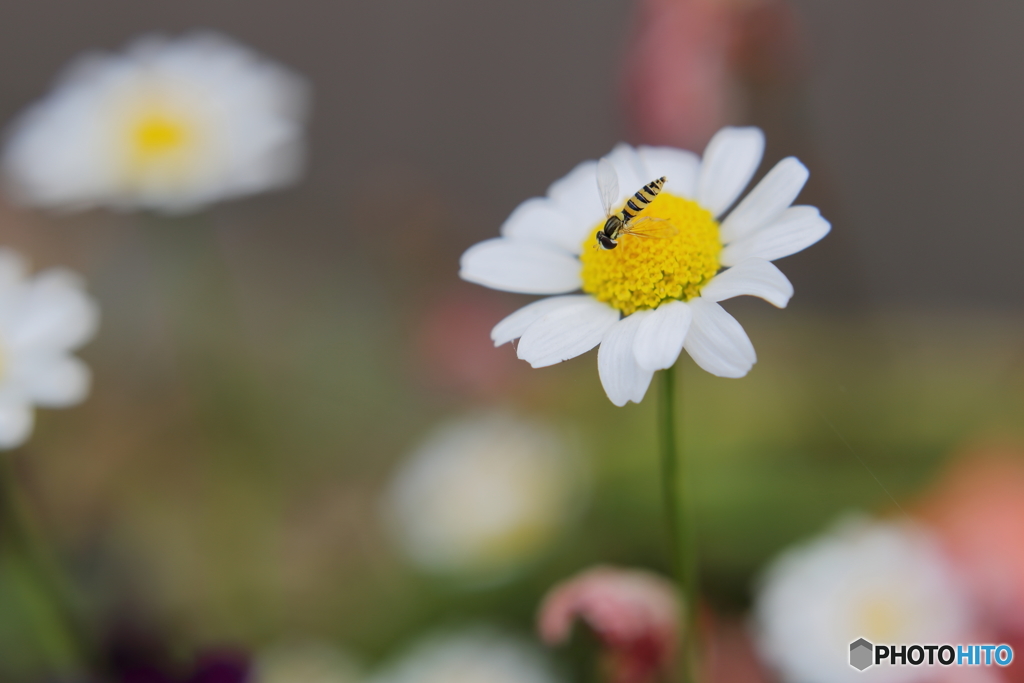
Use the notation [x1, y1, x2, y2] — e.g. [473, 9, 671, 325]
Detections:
[850, 638, 874, 671]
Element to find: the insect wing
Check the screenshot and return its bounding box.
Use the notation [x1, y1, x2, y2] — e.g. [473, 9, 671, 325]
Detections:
[620, 217, 678, 239]
[596, 157, 619, 217]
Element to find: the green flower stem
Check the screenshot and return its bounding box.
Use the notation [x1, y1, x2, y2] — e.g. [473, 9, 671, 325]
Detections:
[0, 455, 96, 672]
[659, 364, 699, 683]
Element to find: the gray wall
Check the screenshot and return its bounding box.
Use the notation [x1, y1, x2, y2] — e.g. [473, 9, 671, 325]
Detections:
[0, 0, 1021, 310]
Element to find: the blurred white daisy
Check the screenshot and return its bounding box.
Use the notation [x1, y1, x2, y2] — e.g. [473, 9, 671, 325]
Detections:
[2, 31, 308, 213]
[459, 127, 829, 406]
[753, 517, 975, 683]
[369, 628, 562, 683]
[383, 412, 587, 581]
[0, 249, 98, 449]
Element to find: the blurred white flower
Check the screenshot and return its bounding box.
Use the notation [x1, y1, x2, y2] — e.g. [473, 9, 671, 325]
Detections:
[370, 628, 562, 683]
[255, 641, 362, 683]
[384, 412, 587, 581]
[459, 127, 830, 406]
[2, 31, 308, 213]
[753, 517, 975, 683]
[0, 249, 98, 449]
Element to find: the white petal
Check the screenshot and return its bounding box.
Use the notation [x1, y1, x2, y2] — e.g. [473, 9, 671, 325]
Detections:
[547, 159, 605, 229]
[459, 238, 581, 295]
[700, 259, 794, 308]
[696, 127, 765, 218]
[0, 401, 33, 450]
[500, 197, 585, 255]
[12, 354, 91, 407]
[6, 269, 99, 352]
[683, 299, 756, 378]
[718, 157, 809, 243]
[491, 295, 591, 346]
[720, 206, 831, 266]
[517, 298, 619, 368]
[638, 146, 700, 199]
[598, 312, 656, 407]
[0, 251, 29, 333]
[632, 300, 692, 372]
[0, 249, 28, 291]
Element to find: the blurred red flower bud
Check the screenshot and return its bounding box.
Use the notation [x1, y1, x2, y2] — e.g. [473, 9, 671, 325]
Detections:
[619, 0, 805, 151]
[538, 565, 679, 683]
[620, 0, 734, 152]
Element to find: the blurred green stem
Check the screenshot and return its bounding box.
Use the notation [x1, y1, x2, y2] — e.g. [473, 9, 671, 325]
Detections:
[659, 364, 699, 683]
[0, 455, 95, 672]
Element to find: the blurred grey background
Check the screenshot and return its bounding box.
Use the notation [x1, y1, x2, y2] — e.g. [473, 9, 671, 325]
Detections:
[0, 0, 1021, 310]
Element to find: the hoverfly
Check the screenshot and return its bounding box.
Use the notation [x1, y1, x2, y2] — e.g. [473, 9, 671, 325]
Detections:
[594, 157, 677, 250]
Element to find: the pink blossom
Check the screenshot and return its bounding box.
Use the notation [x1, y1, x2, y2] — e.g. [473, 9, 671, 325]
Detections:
[619, 0, 734, 152]
[618, 0, 805, 151]
[918, 445, 1024, 639]
[537, 566, 679, 683]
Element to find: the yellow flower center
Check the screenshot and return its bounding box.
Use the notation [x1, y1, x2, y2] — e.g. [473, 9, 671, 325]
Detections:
[858, 598, 905, 643]
[579, 193, 722, 315]
[131, 112, 191, 160]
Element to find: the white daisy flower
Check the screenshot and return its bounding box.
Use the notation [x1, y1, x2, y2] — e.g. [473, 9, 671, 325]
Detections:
[369, 628, 562, 683]
[459, 127, 830, 406]
[753, 518, 975, 683]
[0, 249, 99, 449]
[2, 31, 308, 213]
[383, 412, 587, 581]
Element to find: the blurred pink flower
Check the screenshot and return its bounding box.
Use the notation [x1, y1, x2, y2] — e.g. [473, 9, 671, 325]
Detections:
[537, 566, 679, 683]
[619, 0, 804, 151]
[918, 445, 1024, 638]
[620, 0, 733, 152]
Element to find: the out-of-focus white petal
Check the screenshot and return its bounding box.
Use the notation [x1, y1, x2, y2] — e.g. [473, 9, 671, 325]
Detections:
[6, 269, 99, 352]
[517, 299, 619, 368]
[384, 413, 586, 581]
[754, 519, 975, 683]
[1, 31, 308, 213]
[683, 299, 756, 378]
[720, 206, 831, 266]
[700, 259, 794, 308]
[637, 146, 700, 199]
[719, 157, 809, 243]
[0, 251, 29, 333]
[0, 249, 28, 291]
[696, 127, 765, 218]
[491, 295, 592, 346]
[11, 355, 91, 408]
[500, 197, 585, 255]
[632, 300, 692, 372]
[547, 159, 605, 229]
[0, 401, 33, 450]
[370, 629, 561, 683]
[598, 312, 655, 407]
[459, 239, 581, 295]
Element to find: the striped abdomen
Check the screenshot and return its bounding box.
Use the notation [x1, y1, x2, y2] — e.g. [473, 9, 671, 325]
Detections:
[616, 176, 666, 225]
